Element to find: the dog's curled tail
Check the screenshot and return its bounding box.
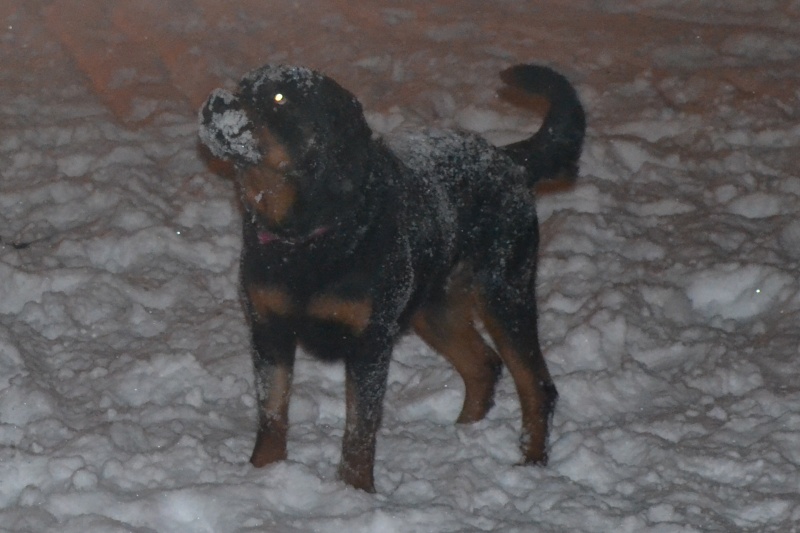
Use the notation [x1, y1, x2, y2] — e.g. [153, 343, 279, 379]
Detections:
[500, 65, 586, 185]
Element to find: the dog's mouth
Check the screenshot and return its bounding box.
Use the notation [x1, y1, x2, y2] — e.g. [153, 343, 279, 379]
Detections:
[256, 225, 329, 246]
[243, 190, 331, 246]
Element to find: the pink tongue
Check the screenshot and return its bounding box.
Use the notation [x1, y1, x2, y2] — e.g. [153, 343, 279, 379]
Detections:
[257, 227, 328, 246]
[258, 231, 279, 245]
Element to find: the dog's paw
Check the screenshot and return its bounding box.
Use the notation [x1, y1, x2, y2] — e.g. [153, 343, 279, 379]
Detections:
[198, 88, 261, 165]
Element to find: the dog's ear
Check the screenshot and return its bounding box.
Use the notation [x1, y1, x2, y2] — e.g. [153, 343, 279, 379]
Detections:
[316, 77, 371, 142]
[198, 89, 262, 165]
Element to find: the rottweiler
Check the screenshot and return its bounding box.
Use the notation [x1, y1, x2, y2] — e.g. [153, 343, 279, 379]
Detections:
[199, 63, 585, 492]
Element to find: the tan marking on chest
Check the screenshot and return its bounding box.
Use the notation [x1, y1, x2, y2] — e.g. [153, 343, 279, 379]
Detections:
[247, 286, 293, 320]
[307, 296, 373, 334]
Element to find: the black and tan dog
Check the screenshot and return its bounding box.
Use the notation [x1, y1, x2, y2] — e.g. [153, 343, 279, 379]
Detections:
[199, 64, 585, 492]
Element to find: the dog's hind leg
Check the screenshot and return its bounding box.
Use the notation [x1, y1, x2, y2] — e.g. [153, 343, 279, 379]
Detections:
[475, 234, 558, 465]
[477, 289, 557, 465]
[412, 281, 503, 424]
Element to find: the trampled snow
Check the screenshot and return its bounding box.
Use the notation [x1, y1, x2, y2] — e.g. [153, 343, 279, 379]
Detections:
[1, 1, 799, 531]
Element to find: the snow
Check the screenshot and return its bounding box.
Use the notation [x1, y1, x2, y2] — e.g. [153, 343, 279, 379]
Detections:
[199, 89, 261, 165]
[2, 1, 800, 531]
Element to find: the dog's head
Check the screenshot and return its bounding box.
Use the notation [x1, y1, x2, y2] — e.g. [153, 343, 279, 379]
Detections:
[199, 65, 374, 240]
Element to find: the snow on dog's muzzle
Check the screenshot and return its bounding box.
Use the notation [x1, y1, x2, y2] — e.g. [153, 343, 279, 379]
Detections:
[199, 88, 262, 166]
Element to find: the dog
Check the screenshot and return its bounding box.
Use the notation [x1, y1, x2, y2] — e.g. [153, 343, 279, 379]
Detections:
[199, 63, 585, 492]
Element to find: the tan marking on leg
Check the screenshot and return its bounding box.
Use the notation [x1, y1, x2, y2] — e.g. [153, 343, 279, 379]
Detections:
[412, 288, 502, 424]
[250, 365, 293, 467]
[338, 368, 377, 492]
[475, 295, 551, 465]
[264, 364, 292, 414]
[307, 296, 372, 334]
[247, 286, 293, 320]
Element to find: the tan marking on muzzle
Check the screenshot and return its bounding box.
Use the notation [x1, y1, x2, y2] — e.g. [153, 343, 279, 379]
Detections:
[241, 127, 296, 225]
[307, 296, 373, 334]
[261, 128, 292, 171]
[247, 285, 293, 320]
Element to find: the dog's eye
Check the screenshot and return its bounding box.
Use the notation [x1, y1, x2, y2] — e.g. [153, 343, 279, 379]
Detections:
[273, 93, 287, 106]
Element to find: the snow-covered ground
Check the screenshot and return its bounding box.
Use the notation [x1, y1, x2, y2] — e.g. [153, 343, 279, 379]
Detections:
[2, 1, 799, 531]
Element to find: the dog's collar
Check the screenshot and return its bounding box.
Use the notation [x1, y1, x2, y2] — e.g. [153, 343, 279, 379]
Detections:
[257, 226, 329, 246]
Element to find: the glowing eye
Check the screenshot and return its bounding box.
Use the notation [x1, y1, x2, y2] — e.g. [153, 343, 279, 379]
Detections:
[273, 93, 287, 105]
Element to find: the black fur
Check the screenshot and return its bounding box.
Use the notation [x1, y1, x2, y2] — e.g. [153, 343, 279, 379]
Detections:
[199, 64, 585, 492]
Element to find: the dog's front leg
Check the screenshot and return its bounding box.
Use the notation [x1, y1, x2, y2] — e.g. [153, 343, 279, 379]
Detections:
[338, 340, 393, 493]
[336, 240, 414, 492]
[249, 323, 296, 468]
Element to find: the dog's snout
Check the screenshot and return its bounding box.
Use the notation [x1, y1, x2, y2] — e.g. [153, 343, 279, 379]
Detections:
[199, 88, 262, 166]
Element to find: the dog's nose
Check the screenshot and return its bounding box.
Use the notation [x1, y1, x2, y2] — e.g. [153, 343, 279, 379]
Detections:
[201, 89, 239, 131]
[199, 89, 262, 166]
